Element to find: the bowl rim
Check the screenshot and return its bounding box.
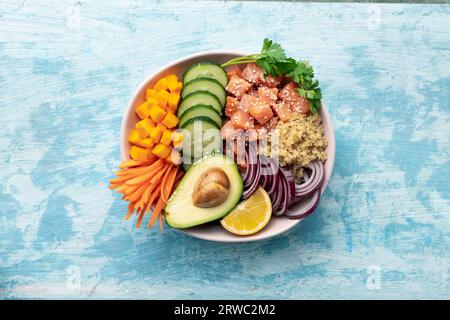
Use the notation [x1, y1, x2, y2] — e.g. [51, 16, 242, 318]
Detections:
[120, 50, 335, 243]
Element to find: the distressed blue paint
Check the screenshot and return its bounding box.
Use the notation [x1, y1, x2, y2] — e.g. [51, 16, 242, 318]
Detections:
[0, 1, 449, 299]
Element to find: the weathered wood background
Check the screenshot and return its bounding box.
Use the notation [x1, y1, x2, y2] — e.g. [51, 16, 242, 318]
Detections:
[0, 1, 449, 299]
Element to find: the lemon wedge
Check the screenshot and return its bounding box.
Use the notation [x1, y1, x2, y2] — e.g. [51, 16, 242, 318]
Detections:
[220, 187, 272, 236]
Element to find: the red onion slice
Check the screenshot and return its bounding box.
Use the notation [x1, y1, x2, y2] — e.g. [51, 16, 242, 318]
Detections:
[285, 190, 321, 220]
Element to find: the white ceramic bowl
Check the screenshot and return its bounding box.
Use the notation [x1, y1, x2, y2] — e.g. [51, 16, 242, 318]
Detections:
[120, 51, 335, 242]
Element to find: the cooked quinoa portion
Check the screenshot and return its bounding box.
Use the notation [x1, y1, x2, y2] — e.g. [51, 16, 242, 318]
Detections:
[269, 113, 327, 179]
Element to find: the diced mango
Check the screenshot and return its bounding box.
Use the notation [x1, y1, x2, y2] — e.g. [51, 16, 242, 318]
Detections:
[165, 150, 181, 165]
[148, 104, 166, 122]
[165, 74, 178, 83]
[168, 78, 182, 94]
[146, 88, 158, 100]
[135, 138, 155, 148]
[146, 97, 159, 106]
[155, 90, 170, 108]
[153, 78, 168, 91]
[135, 101, 151, 119]
[135, 117, 155, 138]
[130, 146, 151, 161]
[152, 143, 172, 159]
[167, 93, 180, 109]
[150, 126, 163, 143]
[160, 130, 173, 146]
[128, 129, 142, 144]
[161, 112, 179, 129]
[156, 122, 167, 132]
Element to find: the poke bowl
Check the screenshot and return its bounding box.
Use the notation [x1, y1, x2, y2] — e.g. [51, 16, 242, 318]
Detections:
[113, 41, 335, 242]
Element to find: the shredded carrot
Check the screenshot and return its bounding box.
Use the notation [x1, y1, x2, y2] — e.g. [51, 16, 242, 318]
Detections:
[110, 156, 183, 229]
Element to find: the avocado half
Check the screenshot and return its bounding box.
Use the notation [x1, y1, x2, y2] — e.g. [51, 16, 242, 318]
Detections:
[164, 154, 243, 229]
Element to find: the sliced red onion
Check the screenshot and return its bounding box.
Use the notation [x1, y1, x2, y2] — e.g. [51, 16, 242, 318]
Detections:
[242, 149, 261, 199]
[285, 190, 321, 220]
[295, 161, 324, 198]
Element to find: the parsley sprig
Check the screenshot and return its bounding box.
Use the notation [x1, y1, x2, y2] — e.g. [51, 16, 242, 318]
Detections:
[221, 39, 322, 113]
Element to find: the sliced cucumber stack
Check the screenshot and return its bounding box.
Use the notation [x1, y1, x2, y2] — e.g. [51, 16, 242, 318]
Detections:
[179, 104, 223, 128]
[183, 62, 228, 89]
[182, 78, 226, 106]
[177, 91, 222, 118]
[179, 116, 222, 159]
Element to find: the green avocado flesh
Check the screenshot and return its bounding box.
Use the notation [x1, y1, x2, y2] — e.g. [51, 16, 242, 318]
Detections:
[164, 155, 243, 229]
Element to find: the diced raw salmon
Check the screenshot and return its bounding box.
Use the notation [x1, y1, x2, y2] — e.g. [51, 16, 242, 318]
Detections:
[225, 96, 239, 118]
[221, 121, 240, 140]
[241, 63, 264, 85]
[231, 110, 254, 130]
[226, 66, 242, 79]
[278, 82, 310, 114]
[258, 86, 278, 105]
[226, 75, 252, 99]
[273, 101, 296, 121]
[248, 97, 273, 126]
[239, 94, 257, 112]
[262, 74, 284, 88]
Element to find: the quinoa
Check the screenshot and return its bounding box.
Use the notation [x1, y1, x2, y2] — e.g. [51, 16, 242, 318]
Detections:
[268, 113, 327, 181]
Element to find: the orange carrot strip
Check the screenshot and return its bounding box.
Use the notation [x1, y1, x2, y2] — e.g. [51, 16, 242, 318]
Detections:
[125, 202, 137, 220]
[110, 174, 134, 184]
[109, 182, 122, 190]
[125, 160, 165, 186]
[150, 163, 170, 184]
[119, 158, 155, 169]
[148, 196, 166, 228]
[164, 166, 179, 202]
[159, 165, 174, 202]
[144, 184, 162, 214]
[116, 162, 159, 177]
[128, 179, 153, 202]
[136, 209, 145, 228]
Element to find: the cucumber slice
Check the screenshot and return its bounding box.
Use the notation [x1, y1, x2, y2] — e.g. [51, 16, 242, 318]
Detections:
[183, 62, 228, 88]
[177, 91, 222, 118]
[182, 78, 226, 106]
[179, 104, 223, 128]
[179, 116, 222, 159]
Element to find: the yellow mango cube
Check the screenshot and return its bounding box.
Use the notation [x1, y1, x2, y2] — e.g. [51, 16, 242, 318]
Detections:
[152, 143, 172, 159]
[136, 138, 155, 148]
[168, 77, 182, 94]
[148, 104, 166, 122]
[160, 130, 173, 146]
[161, 112, 179, 129]
[149, 126, 163, 143]
[130, 146, 151, 161]
[165, 74, 178, 82]
[153, 78, 168, 91]
[135, 101, 151, 119]
[167, 93, 180, 109]
[135, 117, 155, 138]
[155, 90, 170, 108]
[146, 88, 158, 100]
[128, 129, 141, 144]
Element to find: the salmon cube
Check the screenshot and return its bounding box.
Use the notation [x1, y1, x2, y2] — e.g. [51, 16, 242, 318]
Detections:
[262, 74, 284, 88]
[239, 94, 257, 112]
[231, 110, 254, 130]
[273, 101, 296, 121]
[278, 82, 310, 114]
[225, 96, 239, 118]
[226, 66, 242, 79]
[226, 75, 252, 99]
[241, 63, 264, 85]
[248, 98, 273, 126]
[258, 87, 278, 105]
[221, 121, 240, 140]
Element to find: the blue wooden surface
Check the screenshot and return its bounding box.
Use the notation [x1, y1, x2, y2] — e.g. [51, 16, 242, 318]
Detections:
[0, 1, 449, 299]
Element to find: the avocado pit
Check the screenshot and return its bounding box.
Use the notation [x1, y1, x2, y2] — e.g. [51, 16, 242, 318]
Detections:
[192, 167, 230, 208]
